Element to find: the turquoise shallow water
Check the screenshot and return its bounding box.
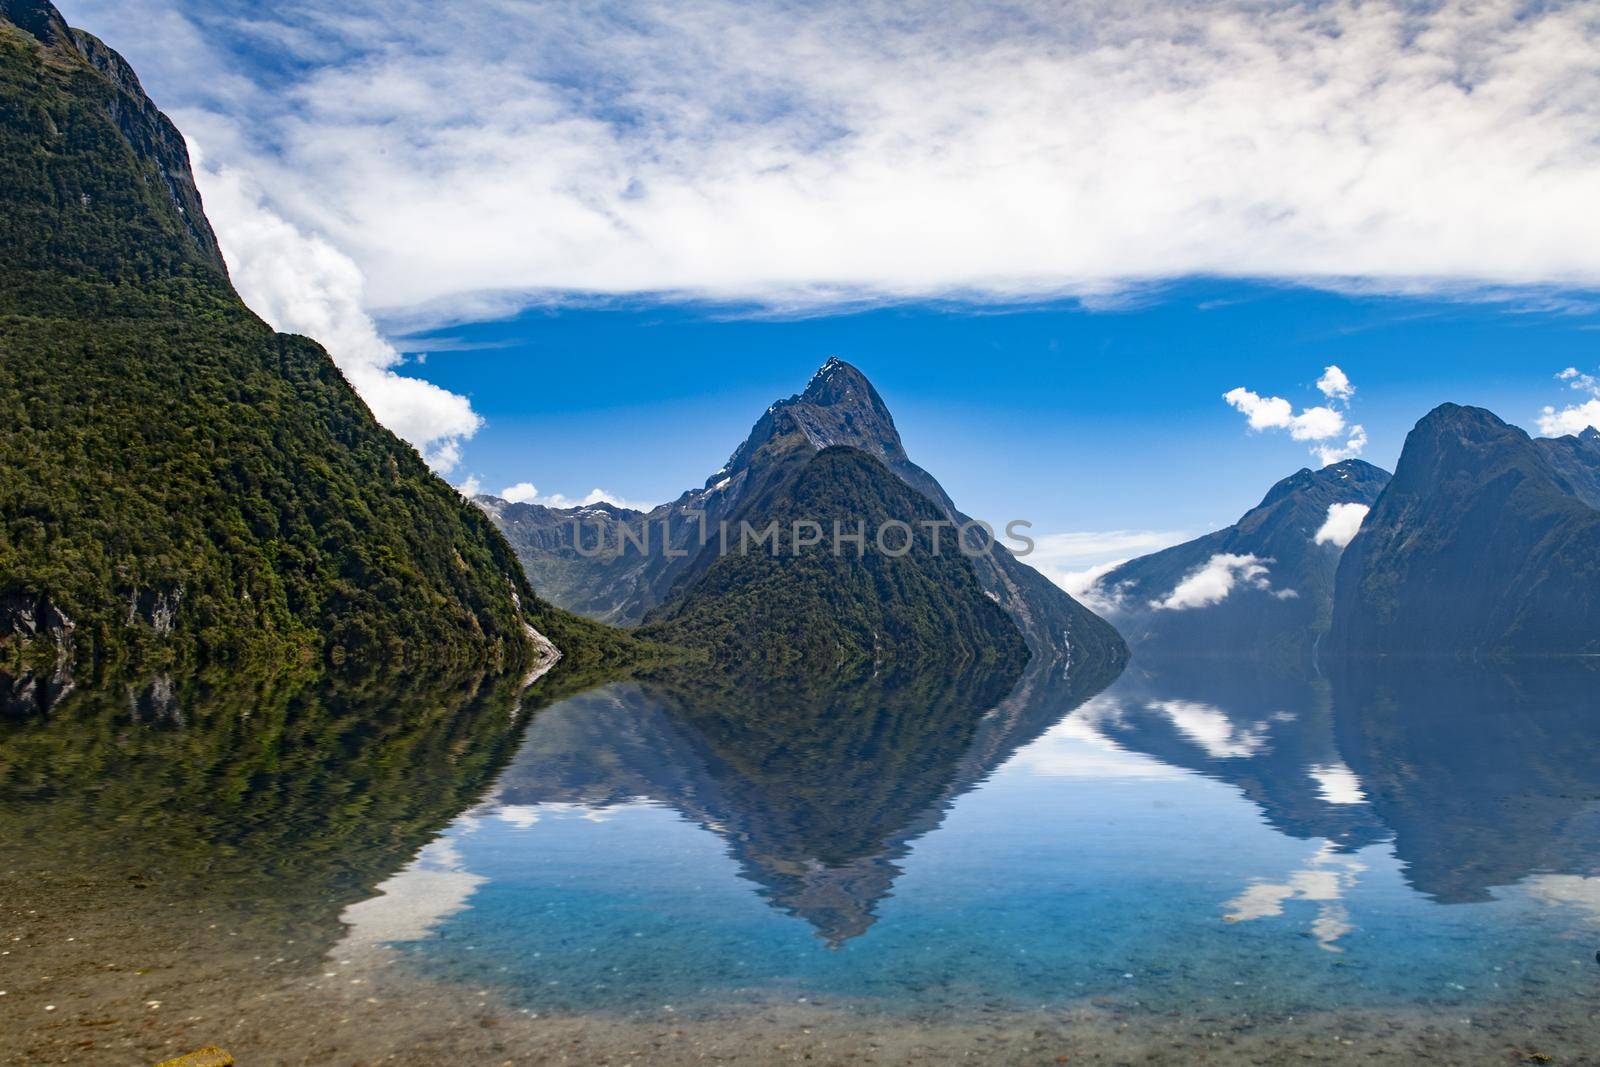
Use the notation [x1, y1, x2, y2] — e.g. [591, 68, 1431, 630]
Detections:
[343, 659, 1600, 1022]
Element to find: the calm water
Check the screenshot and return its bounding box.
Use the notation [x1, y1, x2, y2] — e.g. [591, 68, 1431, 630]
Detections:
[354, 658, 1600, 1023]
[3, 655, 1599, 1060]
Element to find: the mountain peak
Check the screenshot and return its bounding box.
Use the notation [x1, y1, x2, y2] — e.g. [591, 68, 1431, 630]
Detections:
[1581, 426, 1600, 443]
[798, 357, 883, 410]
[1256, 459, 1389, 510]
[1417, 402, 1511, 436]
[1, 0, 72, 49]
[717, 359, 904, 484]
[1, 0, 229, 281]
[1324, 458, 1384, 475]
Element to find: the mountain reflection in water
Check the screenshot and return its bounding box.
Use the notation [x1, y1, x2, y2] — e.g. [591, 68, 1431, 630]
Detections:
[493, 656, 1108, 945]
[3, 651, 1599, 1038]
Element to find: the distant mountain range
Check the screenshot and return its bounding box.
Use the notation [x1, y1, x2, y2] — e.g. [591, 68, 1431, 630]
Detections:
[484, 358, 1127, 678]
[1087, 460, 1391, 660]
[1331, 404, 1600, 657]
[1092, 400, 1600, 661]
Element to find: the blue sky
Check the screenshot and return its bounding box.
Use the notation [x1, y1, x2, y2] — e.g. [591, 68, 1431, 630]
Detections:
[52, 0, 1600, 576]
[397, 282, 1600, 535]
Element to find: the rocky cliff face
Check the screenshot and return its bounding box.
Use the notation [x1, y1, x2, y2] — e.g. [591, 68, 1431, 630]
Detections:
[1093, 460, 1390, 660]
[1329, 404, 1600, 657]
[485, 358, 1127, 677]
[0, 0, 227, 295]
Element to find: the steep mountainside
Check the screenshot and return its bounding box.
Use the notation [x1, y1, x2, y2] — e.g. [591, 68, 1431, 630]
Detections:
[1330, 405, 1600, 657]
[478, 499, 649, 621]
[485, 358, 1126, 676]
[1092, 460, 1390, 659]
[0, 0, 601, 671]
[638, 447, 1029, 675]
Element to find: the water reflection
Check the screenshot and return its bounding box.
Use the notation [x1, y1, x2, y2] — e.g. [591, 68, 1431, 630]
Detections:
[0, 666, 548, 953]
[494, 656, 1112, 944]
[1331, 659, 1600, 904]
[2, 650, 1598, 1037]
[1086, 657, 1389, 851]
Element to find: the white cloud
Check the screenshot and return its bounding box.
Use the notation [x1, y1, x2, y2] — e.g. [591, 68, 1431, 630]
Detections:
[499, 482, 651, 511]
[1149, 699, 1268, 759]
[499, 482, 540, 505]
[455, 474, 483, 498]
[1308, 762, 1367, 805]
[1022, 529, 1191, 607]
[1223, 389, 1347, 440]
[1537, 366, 1600, 436]
[1054, 559, 1132, 613]
[1316, 365, 1355, 403]
[1226, 367, 1368, 465]
[1152, 552, 1280, 611]
[1223, 389, 1297, 433]
[1558, 367, 1600, 394]
[1539, 400, 1600, 436]
[1313, 502, 1371, 548]
[189, 145, 481, 471]
[1223, 842, 1366, 952]
[57, 0, 1600, 324]
[1312, 425, 1369, 466]
[1286, 405, 1347, 442]
[1523, 874, 1600, 921]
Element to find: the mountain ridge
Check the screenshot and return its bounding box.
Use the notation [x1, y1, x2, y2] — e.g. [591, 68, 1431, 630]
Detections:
[1329, 403, 1600, 657]
[484, 357, 1128, 678]
[0, 0, 626, 672]
[1091, 459, 1390, 660]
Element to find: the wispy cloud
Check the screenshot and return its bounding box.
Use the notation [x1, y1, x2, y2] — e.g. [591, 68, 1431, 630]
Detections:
[1023, 529, 1190, 603]
[57, 0, 1600, 332]
[1152, 552, 1294, 611]
[496, 482, 652, 511]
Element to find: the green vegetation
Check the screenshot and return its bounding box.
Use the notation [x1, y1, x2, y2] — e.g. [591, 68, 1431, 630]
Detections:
[641, 446, 1030, 677]
[0, 663, 615, 952]
[0, 9, 640, 673]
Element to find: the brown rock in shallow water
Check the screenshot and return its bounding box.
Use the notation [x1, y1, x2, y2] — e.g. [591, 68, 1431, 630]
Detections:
[155, 1048, 233, 1067]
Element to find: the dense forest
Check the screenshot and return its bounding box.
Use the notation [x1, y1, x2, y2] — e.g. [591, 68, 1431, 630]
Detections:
[0, 5, 632, 673]
[641, 446, 1030, 677]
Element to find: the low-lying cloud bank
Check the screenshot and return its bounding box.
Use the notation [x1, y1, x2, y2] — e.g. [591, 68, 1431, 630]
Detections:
[1153, 553, 1296, 611]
